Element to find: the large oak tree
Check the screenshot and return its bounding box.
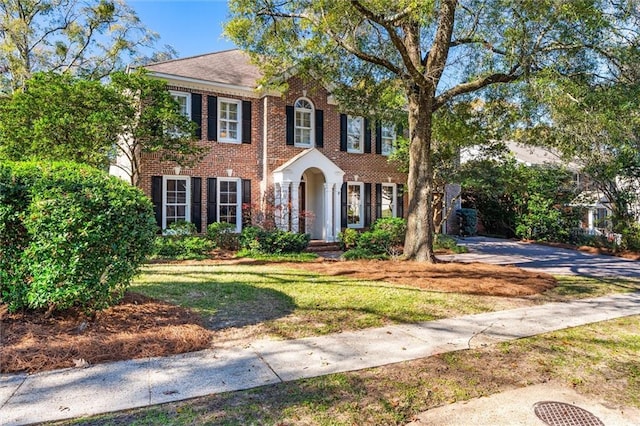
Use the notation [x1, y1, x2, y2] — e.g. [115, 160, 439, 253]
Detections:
[226, 0, 637, 262]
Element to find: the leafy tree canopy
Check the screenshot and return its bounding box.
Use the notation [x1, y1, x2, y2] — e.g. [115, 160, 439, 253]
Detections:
[0, 70, 204, 183]
[0, 0, 171, 93]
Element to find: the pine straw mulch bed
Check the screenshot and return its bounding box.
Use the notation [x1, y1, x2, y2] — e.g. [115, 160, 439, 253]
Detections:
[0, 258, 557, 375]
[0, 292, 212, 374]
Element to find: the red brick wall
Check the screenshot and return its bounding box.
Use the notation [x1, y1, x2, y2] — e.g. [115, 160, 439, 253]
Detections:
[138, 77, 409, 231]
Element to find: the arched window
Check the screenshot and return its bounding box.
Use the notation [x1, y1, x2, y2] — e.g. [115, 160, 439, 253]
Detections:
[294, 98, 314, 147]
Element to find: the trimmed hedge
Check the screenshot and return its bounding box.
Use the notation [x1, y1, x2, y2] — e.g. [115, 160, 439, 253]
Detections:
[0, 162, 156, 314]
[240, 226, 310, 254]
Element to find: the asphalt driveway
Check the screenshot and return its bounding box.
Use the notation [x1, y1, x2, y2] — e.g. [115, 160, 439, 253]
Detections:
[439, 236, 640, 278]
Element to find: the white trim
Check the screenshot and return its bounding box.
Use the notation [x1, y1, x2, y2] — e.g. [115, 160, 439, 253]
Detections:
[217, 177, 242, 232]
[347, 115, 364, 154]
[218, 97, 242, 143]
[346, 181, 365, 228]
[161, 176, 191, 230]
[169, 90, 191, 118]
[381, 183, 397, 218]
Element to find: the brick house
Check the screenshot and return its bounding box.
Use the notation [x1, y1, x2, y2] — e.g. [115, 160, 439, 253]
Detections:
[111, 49, 457, 240]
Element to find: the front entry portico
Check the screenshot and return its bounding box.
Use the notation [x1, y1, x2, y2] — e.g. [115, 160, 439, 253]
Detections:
[272, 149, 345, 242]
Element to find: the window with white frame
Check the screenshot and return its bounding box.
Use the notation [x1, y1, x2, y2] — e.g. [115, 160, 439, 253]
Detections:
[218, 178, 242, 232]
[347, 182, 364, 228]
[381, 183, 396, 218]
[163, 176, 190, 229]
[381, 124, 396, 156]
[347, 116, 364, 153]
[294, 98, 314, 147]
[218, 98, 241, 143]
[170, 91, 190, 118]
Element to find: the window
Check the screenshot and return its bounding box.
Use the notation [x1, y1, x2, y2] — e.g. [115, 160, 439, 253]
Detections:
[347, 182, 364, 228]
[347, 116, 364, 153]
[218, 98, 241, 143]
[218, 178, 242, 232]
[170, 91, 190, 117]
[381, 124, 396, 156]
[163, 176, 190, 229]
[381, 183, 396, 218]
[294, 98, 314, 147]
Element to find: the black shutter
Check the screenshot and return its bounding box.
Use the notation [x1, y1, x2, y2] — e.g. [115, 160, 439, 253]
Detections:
[207, 96, 217, 141]
[364, 119, 372, 153]
[375, 123, 382, 154]
[151, 176, 163, 231]
[191, 177, 202, 232]
[242, 100, 252, 144]
[207, 178, 217, 225]
[375, 183, 382, 219]
[191, 94, 202, 139]
[340, 114, 347, 151]
[286, 105, 294, 145]
[364, 183, 372, 227]
[242, 179, 251, 227]
[315, 109, 324, 148]
[341, 182, 347, 228]
[397, 184, 404, 218]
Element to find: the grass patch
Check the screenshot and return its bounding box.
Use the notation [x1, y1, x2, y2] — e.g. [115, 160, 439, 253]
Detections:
[132, 264, 518, 339]
[546, 276, 640, 299]
[235, 249, 318, 262]
[64, 316, 640, 425]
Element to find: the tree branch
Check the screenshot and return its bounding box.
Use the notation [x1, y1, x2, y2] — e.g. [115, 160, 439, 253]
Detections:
[433, 65, 522, 111]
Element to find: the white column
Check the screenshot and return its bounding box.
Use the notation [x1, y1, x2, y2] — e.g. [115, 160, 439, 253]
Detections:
[281, 181, 291, 231]
[333, 183, 342, 242]
[274, 183, 282, 229]
[324, 183, 333, 241]
[291, 181, 300, 233]
[588, 208, 594, 230]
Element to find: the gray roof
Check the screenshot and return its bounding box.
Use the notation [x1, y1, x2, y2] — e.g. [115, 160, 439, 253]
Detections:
[144, 49, 263, 88]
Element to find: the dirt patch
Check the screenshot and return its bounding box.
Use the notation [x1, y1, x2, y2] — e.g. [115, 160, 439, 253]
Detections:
[279, 260, 557, 297]
[0, 292, 212, 374]
[0, 259, 555, 374]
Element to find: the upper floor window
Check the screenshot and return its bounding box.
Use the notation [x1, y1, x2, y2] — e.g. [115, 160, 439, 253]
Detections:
[347, 115, 364, 153]
[170, 91, 190, 118]
[381, 124, 396, 156]
[294, 98, 314, 147]
[218, 98, 242, 143]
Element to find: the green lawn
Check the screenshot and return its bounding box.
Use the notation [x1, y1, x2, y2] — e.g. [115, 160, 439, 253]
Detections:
[132, 263, 639, 340]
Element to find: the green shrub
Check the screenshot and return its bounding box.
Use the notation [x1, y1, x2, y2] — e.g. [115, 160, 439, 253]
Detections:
[163, 220, 197, 236]
[258, 229, 310, 254]
[153, 236, 214, 260]
[370, 217, 406, 246]
[238, 227, 310, 254]
[434, 234, 468, 253]
[456, 208, 478, 236]
[0, 161, 156, 314]
[357, 229, 394, 255]
[207, 222, 239, 250]
[342, 248, 388, 260]
[338, 228, 359, 251]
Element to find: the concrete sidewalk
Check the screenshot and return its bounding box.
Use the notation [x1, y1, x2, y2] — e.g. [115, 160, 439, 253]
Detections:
[1, 292, 639, 425]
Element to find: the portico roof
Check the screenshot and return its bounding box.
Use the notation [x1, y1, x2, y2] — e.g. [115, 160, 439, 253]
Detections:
[273, 148, 344, 184]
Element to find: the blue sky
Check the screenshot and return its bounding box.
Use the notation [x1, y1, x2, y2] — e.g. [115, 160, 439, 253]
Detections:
[129, 0, 235, 59]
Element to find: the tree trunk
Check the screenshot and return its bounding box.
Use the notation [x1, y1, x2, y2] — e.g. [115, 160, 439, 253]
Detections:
[403, 88, 437, 262]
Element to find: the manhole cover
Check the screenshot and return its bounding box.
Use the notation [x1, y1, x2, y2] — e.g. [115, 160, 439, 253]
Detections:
[534, 401, 604, 426]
